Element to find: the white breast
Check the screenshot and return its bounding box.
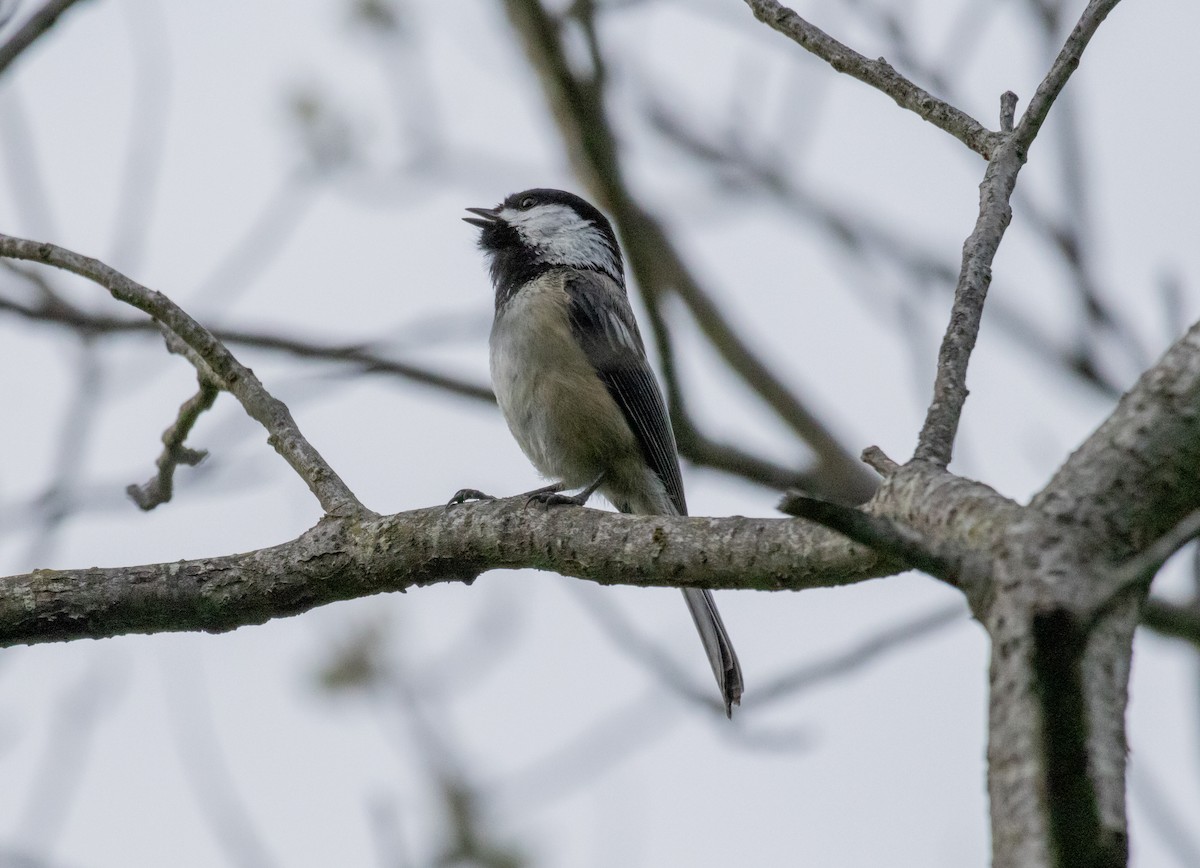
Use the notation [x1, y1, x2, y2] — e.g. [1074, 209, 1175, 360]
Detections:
[489, 273, 640, 488]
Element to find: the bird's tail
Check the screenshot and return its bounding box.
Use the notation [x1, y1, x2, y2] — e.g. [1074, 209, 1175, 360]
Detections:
[681, 587, 743, 717]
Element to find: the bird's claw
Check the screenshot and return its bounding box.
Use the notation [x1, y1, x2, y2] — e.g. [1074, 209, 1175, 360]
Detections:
[526, 490, 588, 509]
[446, 488, 495, 509]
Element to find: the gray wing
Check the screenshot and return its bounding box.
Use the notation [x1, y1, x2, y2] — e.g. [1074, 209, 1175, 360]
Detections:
[563, 270, 686, 516]
[565, 272, 742, 715]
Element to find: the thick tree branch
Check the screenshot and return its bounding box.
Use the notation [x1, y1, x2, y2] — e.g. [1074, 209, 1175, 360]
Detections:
[0, 234, 365, 516]
[984, 319, 1200, 866]
[1035, 319, 1200, 557]
[0, 452, 1028, 649]
[743, 0, 1002, 158]
[1029, 609, 1111, 868]
[0, 504, 894, 647]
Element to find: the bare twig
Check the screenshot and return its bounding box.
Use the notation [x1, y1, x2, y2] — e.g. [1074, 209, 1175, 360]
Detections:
[1081, 510, 1200, 633]
[126, 375, 221, 511]
[0, 0, 89, 77]
[644, 100, 1124, 401]
[565, 582, 718, 712]
[1140, 598, 1200, 649]
[1000, 90, 1018, 133]
[0, 235, 364, 516]
[743, 0, 1002, 158]
[861, 445, 899, 476]
[0, 285, 816, 492]
[753, 602, 965, 708]
[1112, 510, 1200, 594]
[779, 492, 961, 583]
[914, 0, 1123, 467]
[0, 280, 820, 494]
[0, 291, 497, 403]
[1012, 0, 1124, 151]
[20, 339, 102, 568]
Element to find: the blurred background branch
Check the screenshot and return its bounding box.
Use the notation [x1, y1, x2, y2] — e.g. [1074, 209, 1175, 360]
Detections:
[0, 0, 1196, 865]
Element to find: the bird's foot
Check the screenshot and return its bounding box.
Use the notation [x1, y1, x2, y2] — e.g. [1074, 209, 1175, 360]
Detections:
[527, 489, 590, 508]
[525, 474, 604, 509]
[446, 488, 495, 508]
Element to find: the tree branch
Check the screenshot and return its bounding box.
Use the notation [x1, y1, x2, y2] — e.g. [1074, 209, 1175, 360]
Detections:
[742, 0, 1002, 158]
[1141, 598, 1200, 650]
[0, 504, 894, 647]
[1013, 0, 1123, 151]
[1088, 509, 1200, 628]
[126, 374, 221, 511]
[0, 289, 817, 492]
[1029, 609, 1114, 868]
[913, 0, 1122, 467]
[0, 0, 90, 78]
[779, 492, 962, 584]
[0, 288, 497, 402]
[0, 234, 365, 516]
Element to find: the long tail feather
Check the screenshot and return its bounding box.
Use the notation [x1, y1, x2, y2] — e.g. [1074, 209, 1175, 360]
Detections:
[681, 587, 743, 717]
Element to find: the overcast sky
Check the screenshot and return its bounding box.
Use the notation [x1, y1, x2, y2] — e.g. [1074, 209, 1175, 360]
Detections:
[0, 1, 1198, 866]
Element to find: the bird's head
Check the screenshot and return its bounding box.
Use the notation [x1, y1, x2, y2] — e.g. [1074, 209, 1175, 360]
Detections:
[465, 189, 624, 296]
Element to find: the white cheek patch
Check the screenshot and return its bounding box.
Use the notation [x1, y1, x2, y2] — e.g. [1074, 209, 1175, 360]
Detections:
[503, 204, 621, 278]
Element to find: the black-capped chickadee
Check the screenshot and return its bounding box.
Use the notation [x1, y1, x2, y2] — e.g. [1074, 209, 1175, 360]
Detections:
[458, 188, 743, 716]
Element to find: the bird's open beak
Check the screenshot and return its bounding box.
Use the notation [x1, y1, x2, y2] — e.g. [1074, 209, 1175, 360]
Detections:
[463, 206, 501, 229]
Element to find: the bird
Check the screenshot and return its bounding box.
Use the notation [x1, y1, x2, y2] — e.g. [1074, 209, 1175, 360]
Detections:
[456, 187, 743, 716]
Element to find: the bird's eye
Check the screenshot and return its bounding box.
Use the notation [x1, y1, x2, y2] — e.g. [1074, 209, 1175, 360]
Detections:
[519, 196, 535, 209]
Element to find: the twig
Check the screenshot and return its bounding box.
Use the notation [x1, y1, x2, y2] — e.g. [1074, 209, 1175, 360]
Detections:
[861, 445, 899, 476]
[644, 99, 1123, 401]
[913, 0, 1123, 467]
[779, 492, 961, 583]
[0, 285, 819, 494]
[0, 291, 496, 403]
[743, 0, 1002, 158]
[753, 602, 964, 708]
[1000, 91, 1018, 133]
[565, 582, 719, 712]
[1087, 509, 1200, 630]
[0, 234, 365, 516]
[1012, 0, 1124, 151]
[1140, 598, 1200, 650]
[126, 375, 221, 511]
[21, 339, 103, 568]
[0, 0, 89, 77]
